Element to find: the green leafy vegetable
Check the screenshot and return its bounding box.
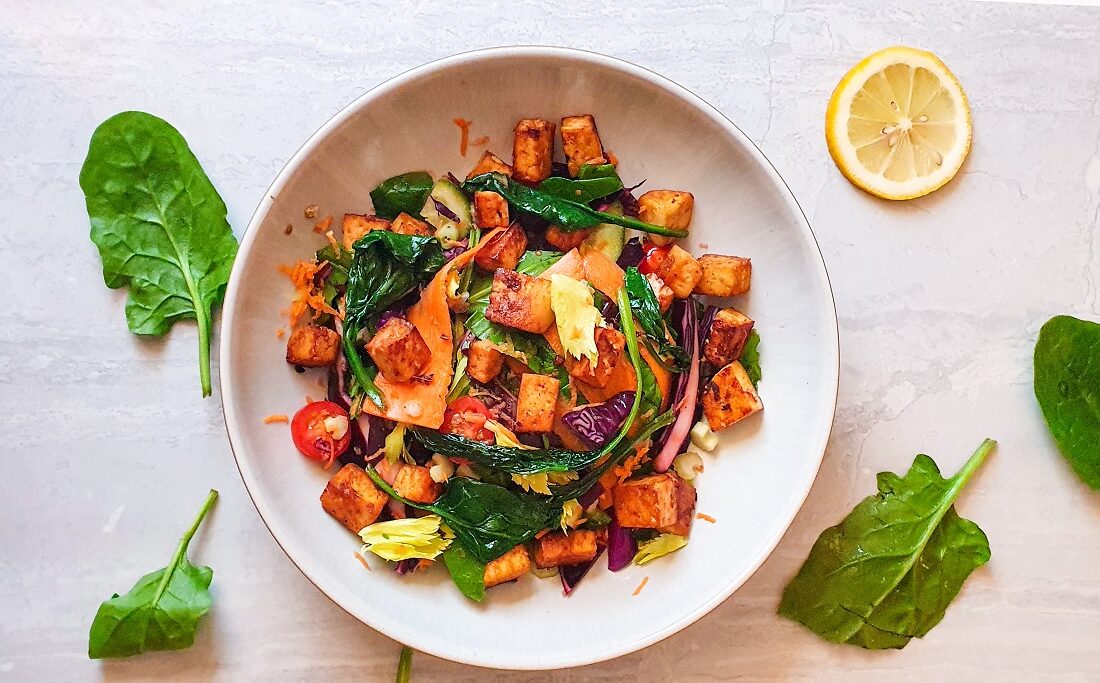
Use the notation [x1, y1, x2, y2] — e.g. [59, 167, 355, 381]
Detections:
[741, 330, 762, 386]
[581, 508, 612, 529]
[624, 267, 689, 370]
[80, 112, 238, 397]
[88, 489, 219, 659]
[441, 543, 486, 602]
[342, 231, 446, 408]
[464, 173, 687, 239]
[370, 171, 434, 220]
[414, 428, 601, 475]
[538, 173, 623, 204]
[576, 163, 620, 180]
[516, 250, 565, 275]
[395, 645, 413, 683]
[778, 440, 995, 649]
[1034, 315, 1100, 488]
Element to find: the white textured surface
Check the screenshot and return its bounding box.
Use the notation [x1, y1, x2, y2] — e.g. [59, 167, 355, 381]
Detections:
[2, 0, 1099, 680]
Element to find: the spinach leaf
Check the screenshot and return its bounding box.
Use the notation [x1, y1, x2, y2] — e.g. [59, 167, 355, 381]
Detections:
[515, 249, 564, 275]
[369, 171, 433, 220]
[538, 174, 623, 204]
[88, 490, 218, 658]
[778, 440, 995, 649]
[413, 428, 595, 475]
[80, 112, 238, 397]
[464, 173, 687, 239]
[624, 267, 690, 370]
[342, 231, 446, 408]
[741, 330, 762, 387]
[1034, 315, 1100, 488]
[441, 543, 486, 601]
[576, 163, 620, 180]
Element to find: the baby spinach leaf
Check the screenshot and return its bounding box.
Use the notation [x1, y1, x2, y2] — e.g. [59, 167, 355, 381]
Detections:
[80, 112, 238, 397]
[1034, 315, 1100, 488]
[576, 163, 620, 180]
[88, 490, 218, 659]
[411, 429, 595, 474]
[515, 249, 564, 275]
[464, 173, 687, 239]
[778, 441, 995, 649]
[741, 330, 762, 387]
[624, 267, 689, 370]
[441, 543, 486, 602]
[538, 174, 623, 204]
[369, 171, 433, 220]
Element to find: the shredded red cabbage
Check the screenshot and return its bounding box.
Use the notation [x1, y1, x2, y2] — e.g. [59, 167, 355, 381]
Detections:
[329, 359, 387, 465]
[433, 199, 461, 223]
[560, 391, 635, 449]
[560, 548, 605, 595]
[617, 237, 644, 270]
[606, 515, 636, 572]
[652, 300, 701, 466]
[394, 558, 418, 575]
[577, 482, 603, 509]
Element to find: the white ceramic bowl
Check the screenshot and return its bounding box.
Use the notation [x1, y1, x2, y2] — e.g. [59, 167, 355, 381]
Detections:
[221, 47, 838, 670]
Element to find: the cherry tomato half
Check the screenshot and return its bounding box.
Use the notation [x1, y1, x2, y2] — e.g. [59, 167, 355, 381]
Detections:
[638, 242, 671, 276]
[291, 401, 351, 464]
[441, 397, 496, 444]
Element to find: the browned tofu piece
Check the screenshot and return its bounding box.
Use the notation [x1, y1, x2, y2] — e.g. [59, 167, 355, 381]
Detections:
[695, 255, 751, 297]
[342, 213, 390, 249]
[653, 245, 702, 298]
[473, 191, 510, 230]
[702, 361, 763, 430]
[320, 464, 388, 534]
[483, 545, 531, 588]
[703, 308, 754, 367]
[560, 114, 606, 177]
[534, 530, 599, 568]
[645, 273, 674, 314]
[390, 212, 431, 236]
[637, 191, 694, 246]
[286, 324, 340, 367]
[364, 318, 431, 383]
[545, 225, 591, 251]
[485, 269, 555, 334]
[512, 118, 556, 183]
[467, 340, 504, 384]
[392, 463, 442, 503]
[613, 472, 697, 536]
[466, 150, 513, 180]
[515, 373, 560, 433]
[474, 223, 527, 272]
[565, 326, 625, 389]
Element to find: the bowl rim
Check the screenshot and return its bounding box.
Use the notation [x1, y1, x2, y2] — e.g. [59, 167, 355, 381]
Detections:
[219, 45, 840, 670]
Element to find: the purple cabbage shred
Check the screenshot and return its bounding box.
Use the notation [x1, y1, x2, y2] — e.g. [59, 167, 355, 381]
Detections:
[560, 391, 635, 450]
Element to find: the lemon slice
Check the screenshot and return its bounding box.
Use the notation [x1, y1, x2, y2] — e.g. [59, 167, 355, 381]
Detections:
[826, 47, 971, 200]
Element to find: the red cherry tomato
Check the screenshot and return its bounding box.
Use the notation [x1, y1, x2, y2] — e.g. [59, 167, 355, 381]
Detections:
[441, 397, 496, 444]
[638, 242, 671, 275]
[291, 401, 351, 464]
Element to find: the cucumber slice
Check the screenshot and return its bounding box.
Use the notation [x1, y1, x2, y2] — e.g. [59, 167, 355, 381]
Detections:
[580, 201, 625, 261]
[422, 178, 472, 247]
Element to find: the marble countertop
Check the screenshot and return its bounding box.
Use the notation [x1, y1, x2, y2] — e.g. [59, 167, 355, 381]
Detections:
[3, 0, 1099, 680]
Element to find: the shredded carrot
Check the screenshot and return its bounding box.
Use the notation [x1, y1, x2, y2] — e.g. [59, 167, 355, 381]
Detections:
[454, 117, 472, 156]
[313, 214, 334, 234]
[696, 513, 717, 524]
[279, 259, 339, 323]
[632, 576, 649, 596]
[276, 328, 285, 339]
[354, 552, 371, 571]
[471, 135, 489, 146]
[415, 559, 434, 572]
[263, 414, 289, 424]
[607, 150, 619, 166]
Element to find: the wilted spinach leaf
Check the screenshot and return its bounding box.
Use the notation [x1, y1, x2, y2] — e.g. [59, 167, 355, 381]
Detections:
[442, 542, 486, 601]
[369, 171, 433, 220]
[412, 429, 596, 474]
[624, 267, 689, 370]
[538, 173, 623, 204]
[741, 330, 762, 387]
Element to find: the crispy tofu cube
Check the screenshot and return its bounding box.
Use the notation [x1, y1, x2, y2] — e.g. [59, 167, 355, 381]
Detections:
[645, 273, 674, 314]
[483, 545, 531, 588]
[342, 213, 390, 249]
[474, 224, 527, 272]
[364, 318, 431, 383]
[320, 464, 388, 534]
[512, 118, 556, 183]
[703, 308, 754, 367]
[702, 361, 762, 430]
[653, 245, 702, 298]
[565, 326, 625, 389]
[392, 463, 442, 503]
[390, 212, 431, 236]
[637, 191, 694, 246]
[473, 191, 510, 230]
[515, 373, 560, 433]
[467, 340, 504, 384]
[286, 324, 340, 367]
[560, 114, 607, 177]
[695, 255, 751, 297]
[466, 150, 513, 180]
[485, 269, 555, 334]
[545, 225, 591, 252]
[534, 530, 599, 568]
[613, 472, 697, 536]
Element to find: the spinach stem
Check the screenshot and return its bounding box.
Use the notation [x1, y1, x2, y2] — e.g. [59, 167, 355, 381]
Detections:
[152, 489, 219, 605]
[395, 646, 413, 683]
[196, 306, 212, 397]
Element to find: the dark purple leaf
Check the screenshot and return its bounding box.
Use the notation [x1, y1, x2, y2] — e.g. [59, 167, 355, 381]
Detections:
[560, 392, 634, 450]
[607, 516, 636, 572]
[443, 242, 468, 261]
[561, 547, 605, 595]
[394, 558, 419, 575]
[577, 482, 603, 509]
[433, 199, 461, 223]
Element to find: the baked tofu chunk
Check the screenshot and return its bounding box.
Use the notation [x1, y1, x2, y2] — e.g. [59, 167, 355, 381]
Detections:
[516, 373, 560, 433]
[483, 545, 531, 588]
[645, 273, 674, 314]
[473, 191, 510, 230]
[466, 150, 513, 180]
[364, 318, 431, 383]
[467, 340, 504, 384]
[534, 530, 599, 568]
[342, 213, 390, 249]
[286, 324, 340, 367]
[704, 308, 754, 367]
[485, 269, 555, 334]
[392, 463, 442, 503]
[560, 114, 607, 177]
[702, 361, 762, 430]
[320, 464, 388, 534]
[474, 224, 527, 272]
[565, 326, 626, 389]
[390, 212, 431, 236]
[545, 225, 591, 252]
[653, 245, 702, 298]
[695, 255, 751, 297]
[512, 118, 556, 183]
[637, 191, 694, 246]
[613, 472, 697, 536]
